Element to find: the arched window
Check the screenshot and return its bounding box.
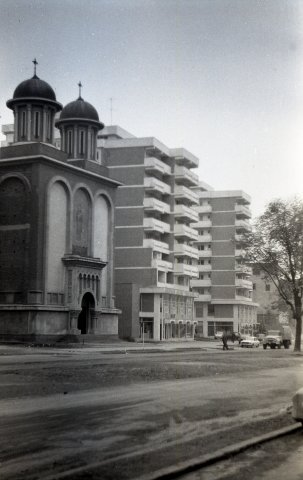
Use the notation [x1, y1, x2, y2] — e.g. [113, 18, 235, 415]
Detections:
[79, 130, 85, 155]
[21, 111, 26, 138]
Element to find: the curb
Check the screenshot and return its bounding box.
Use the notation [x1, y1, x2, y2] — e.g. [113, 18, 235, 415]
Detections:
[134, 422, 302, 480]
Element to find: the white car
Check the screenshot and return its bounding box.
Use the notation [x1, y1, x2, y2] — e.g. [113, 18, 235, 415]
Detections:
[240, 336, 260, 348]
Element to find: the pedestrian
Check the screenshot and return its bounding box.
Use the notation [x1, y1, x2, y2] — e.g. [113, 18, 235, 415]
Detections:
[222, 331, 229, 350]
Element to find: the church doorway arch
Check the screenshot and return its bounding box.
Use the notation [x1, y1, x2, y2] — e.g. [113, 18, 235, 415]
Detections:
[78, 292, 95, 334]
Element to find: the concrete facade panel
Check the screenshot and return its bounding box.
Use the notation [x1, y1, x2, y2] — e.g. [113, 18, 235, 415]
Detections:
[212, 242, 234, 255]
[212, 226, 235, 241]
[211, 198, 235, 211]
[106, 147, 145, 167]
[211, 257, 235, 270]
[115, 248, 152, 267]
[212, 212, 235, 226]
[214, 304, 234, 318]
[211, 286, 235, 299]
[116, 187, 144, 207]
[116, 208, 144, 226]
[114, 228, 143, 247]
[212, 271, 235, 285]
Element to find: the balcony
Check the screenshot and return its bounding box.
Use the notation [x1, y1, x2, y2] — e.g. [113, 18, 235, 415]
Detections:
[174, 224, 198, 241]
[235, 204, 252, 218]
[144, 177, 171, 195]
[191, 279, 212, 288]
[144, 197, 170, 214]
[1, 124, 14, 134]
[235, 264, 252, 275]
[236, 278, 253, 289]
[174, 165, 199, 187]
[236, 294, 253, 302]
[198, 249, 212, 257]
[174, 185, 199, 205]
[174, 264, 199, 277]
[174, 243, 199, 259]
[152, 258, 173, 271]
[196, 205, 212, 213]
[170, 148, 199, 168]
[235, 249, 246, 258]
[174, 204, 199, 222]
[143, 238, 170, 254]
[196, 234, 212, 243]
[198, 264, 212, 272]
[145, 156, 171, 176]
[194, 294, 212, 302]
[144, 217, 171, 234]
[235, 219, 252, 232]
[193, 220, 212, 229]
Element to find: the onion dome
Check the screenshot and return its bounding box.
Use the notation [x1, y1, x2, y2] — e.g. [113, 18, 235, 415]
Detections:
[7, 75, 62, 112]
[60, 97, 100, 122]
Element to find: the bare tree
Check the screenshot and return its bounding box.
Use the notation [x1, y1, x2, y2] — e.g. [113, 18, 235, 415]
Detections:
[245, 198, 303, 351]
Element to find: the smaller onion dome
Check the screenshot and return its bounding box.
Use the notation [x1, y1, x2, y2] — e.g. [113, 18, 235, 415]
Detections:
[60, 97, 100, 122]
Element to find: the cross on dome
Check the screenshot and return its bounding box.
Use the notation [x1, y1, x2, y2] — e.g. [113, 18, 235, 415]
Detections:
[32, 58, 38, 77]
[78, 81, 83, 99]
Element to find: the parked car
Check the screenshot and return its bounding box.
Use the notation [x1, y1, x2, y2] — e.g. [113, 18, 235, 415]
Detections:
[214, 331, 223, 340]
[240, 336, 260, 348]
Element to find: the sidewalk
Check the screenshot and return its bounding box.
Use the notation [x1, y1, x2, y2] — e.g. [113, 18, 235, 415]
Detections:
[0, 339, 225, 355]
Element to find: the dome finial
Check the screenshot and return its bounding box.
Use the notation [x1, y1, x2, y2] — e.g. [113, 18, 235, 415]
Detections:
[32, 58, 38, 78]
[78, 81, 83, 99]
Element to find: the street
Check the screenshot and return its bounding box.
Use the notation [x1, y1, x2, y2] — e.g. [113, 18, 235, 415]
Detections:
[0, 342, 303, 479]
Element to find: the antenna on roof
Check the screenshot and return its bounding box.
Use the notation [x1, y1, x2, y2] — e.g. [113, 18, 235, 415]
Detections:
[110, 97, 113, 125]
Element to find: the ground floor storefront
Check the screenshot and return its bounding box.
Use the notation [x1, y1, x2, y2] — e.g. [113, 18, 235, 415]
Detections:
[139, 288, 197, 341]
[194, 300, 259, 338]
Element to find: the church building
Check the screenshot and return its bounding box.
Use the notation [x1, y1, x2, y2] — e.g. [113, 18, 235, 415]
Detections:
[0, 63, 121, 341]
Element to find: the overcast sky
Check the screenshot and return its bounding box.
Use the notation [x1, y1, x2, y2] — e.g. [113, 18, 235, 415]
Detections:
[0, 0, 303, 216]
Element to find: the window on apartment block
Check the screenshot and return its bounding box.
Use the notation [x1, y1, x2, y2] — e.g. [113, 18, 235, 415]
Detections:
[253, 283, 256, 290]
[265, 284, 270, 291]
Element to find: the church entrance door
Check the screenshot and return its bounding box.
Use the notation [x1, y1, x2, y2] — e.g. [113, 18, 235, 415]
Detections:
[78, 292, 95, 334]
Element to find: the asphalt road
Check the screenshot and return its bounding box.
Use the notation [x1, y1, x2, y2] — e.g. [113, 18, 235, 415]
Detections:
[0, 343, 303, 479]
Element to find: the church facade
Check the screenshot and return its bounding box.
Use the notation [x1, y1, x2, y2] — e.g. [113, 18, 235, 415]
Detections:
[0, 67, 121, 341]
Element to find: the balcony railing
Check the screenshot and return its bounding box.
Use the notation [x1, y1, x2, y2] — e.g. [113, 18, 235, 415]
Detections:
[198, 264, 212, 272]
[174, 224, 199, 241]
[196, 205, 212, 213]
[235, 219, 252, 232]
[144, 217, 171, 234]
[174, 204, 199, 222]
[144, 197, 170, 214]
[144, 156, 171, 176]
[174, 264, 199, 277]
[198, 249, 212, 257]
[236, 279, 253, 289]
[152, 258, 173, 270]
[174, 185, 199, 205]
[194, 294, 212, 302]
[196, 234, 212, 243]
[143, 238, 170, 254]
[174, 243, 199, 259]
[193, 220, 212, 229]
[144, 177, 171, 195]
[191, 279, 212, 288]
[235, 264, 252, 275]
[174, 165, 199, 186]
[235, 204, 252, 218]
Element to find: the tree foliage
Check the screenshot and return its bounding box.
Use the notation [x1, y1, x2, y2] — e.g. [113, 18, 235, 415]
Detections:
[245, 198, 303, 351]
